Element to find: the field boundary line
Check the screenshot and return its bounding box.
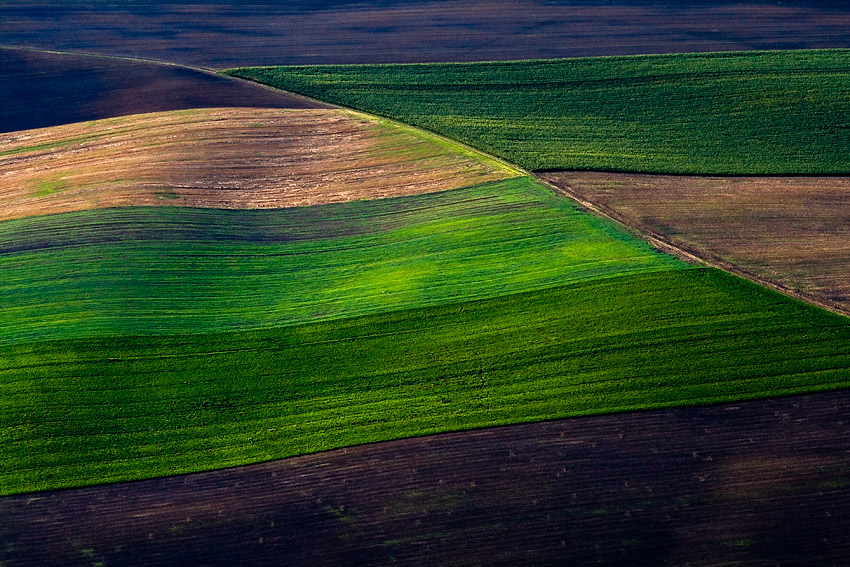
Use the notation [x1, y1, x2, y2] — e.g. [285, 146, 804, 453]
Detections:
[536, 173, 850, 319]
[0, 44, 331, 109]
[0, 44, 218, 70]
[6, 43, 847, 319]
[1, 44, 514, 171]
[338, 108, 524, 176]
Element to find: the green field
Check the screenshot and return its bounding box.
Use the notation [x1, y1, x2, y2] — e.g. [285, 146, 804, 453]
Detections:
[4, 267, 850, 494]
[226, 49, 850, 174]
[5, 49, 850, 498]
[0, 177, 680, 345]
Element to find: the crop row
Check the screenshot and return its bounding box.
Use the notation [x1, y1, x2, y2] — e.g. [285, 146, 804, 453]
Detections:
[0, 177, 680, 345]
[3, 267, 849, 494]
[227, 49, 850, 174]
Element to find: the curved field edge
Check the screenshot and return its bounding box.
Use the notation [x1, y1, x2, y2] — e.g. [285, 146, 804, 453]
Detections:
[5, 390, 850, 566]
[224, 49, 850, 175]
[0, 106, 516, 222]
[540, 171, 850, 318]
[2, 267, 850, 495]
[0, 46, 325, 134]
[0, 176, 680, 345]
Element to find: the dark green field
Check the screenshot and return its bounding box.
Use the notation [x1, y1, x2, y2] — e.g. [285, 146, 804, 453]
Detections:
[227, 49, 850, 174]
[0, 177, 679, 345]
[4, 267, 850, 495]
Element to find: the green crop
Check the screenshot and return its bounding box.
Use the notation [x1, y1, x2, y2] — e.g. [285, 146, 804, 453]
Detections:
[226, 49, 850, 174]
[0, 177, 680, 345]
[3, 267, 849, 495]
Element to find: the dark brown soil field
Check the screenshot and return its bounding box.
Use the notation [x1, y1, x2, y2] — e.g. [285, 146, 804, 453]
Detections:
[0, 48, 322, 133]
[540, 171, 850, 317]
[0, 107, 512, 220]
[3, 390, 850, 566]
[3, 1, 850, 68]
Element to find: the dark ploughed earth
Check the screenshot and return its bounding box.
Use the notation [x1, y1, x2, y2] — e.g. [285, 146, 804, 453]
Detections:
[3, 390, 849, 566]
[0, 48, 324, 133]
[2, 1, 850, 68]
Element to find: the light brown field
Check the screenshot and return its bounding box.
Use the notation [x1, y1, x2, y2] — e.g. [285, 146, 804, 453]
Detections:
[540, 171, 850, 315]
[0, 107, 515, 221]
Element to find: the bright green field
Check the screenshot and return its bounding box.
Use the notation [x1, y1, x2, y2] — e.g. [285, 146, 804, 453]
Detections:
[0, 269, 850, 494]
[3, 267, 850, 495]
[226, 49, 850, 174]
[0, 177, 681, 345]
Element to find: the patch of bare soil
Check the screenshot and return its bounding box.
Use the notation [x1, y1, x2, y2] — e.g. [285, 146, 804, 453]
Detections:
[2, 390, 849, 566]
[0, 48, 323, 133]
[2, 1, 850, 67]
[540, 171, 850, 317]
[0, 107, 511, 221]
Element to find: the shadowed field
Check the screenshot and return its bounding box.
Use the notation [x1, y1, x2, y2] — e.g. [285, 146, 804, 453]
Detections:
[540, 172, 850, 316]
[0, 107, 514, 221]
[0, 48, 323, 133]
[3, 389, 849, 566]
[3, 1, 850, 67]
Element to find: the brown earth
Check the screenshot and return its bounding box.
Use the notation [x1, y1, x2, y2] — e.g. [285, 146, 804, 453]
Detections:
[0, 107, 513, 221]
[2, 389, 850, 566]
[2, 1, 850, 68]
[0, 48, 323, 133]
[539, 172, 850, 317]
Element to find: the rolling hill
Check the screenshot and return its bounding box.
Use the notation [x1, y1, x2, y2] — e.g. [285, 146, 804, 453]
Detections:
[3, 34, 850, 567]
[226, 49, 850, 173]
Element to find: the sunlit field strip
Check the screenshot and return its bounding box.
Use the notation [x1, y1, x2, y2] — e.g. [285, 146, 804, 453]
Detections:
[2, 268, 849, 495]
[0, 176, 680, 345]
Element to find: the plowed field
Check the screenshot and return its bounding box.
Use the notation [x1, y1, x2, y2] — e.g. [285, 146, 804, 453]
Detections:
[4, 390, 849, 566]
[3, 1, 850, 67]
[0, 107, 513, 221]
[540, 171, 850, 316]
[4, 8, 850, 565]
[0, 48, 322, 133]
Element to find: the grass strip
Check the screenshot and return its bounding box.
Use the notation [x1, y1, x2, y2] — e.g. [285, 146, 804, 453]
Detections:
[0, 177, 680, 345]
[2, 268, 849, 495]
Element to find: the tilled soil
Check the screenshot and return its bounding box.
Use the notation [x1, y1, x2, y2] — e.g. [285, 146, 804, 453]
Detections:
[0, 107, 511, 221]
[0, 48, 323, 133]
[2, 390, 849, 566]
[539, 171, 850, 317]
[2, 1, 850, 67]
